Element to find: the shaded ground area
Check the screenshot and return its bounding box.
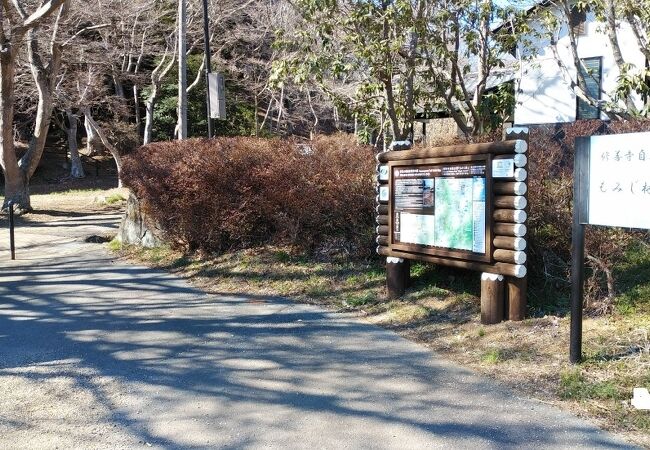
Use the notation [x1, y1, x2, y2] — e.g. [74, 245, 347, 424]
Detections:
[125, 242, 650, 447]
[0, 197, 638, 449]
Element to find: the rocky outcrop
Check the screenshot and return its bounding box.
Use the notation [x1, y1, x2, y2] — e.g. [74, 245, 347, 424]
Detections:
[118, 192, 164, 248]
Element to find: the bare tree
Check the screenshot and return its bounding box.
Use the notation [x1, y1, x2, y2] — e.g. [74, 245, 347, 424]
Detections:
[1, 0, 68, 211]
[144, 34, 177, 144]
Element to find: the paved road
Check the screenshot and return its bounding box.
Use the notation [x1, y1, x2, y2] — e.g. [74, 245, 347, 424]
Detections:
[0, 208, 636, 449]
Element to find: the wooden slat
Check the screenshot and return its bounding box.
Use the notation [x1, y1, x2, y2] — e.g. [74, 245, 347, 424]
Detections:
[376, 204, 389, 215]
[376, 225, 389, 236]
[377, 140, 526, 163]
[494, 222, 527, 237]
[376, 247, 526, 278]
[493, 209, 527, 224]
[494, 195, 527, 209]
[494, 153, 527, 168]
[493, 249, 527, 264]
[493, 236, 527, 251]
[494, 182, 527, 196]
[376, 215, 389, 225]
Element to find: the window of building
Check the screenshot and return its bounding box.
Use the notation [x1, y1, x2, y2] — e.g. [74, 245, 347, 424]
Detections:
[576, 57, 602, 120]
[570, 6, 587, 36]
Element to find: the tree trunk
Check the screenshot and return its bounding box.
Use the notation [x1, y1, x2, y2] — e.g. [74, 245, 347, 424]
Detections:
[133, 84, 142, 139]
[0, 47, 32, 212]
[83, 107, 122, 187]
[144, 95, 156, 145]
[113, 74, 125, 98]
[84, 111, 101, 155]
[0, 0, 67, 212]
[177, 0, 188, 140]
[603, 0, 638, 113]
[473, 2, 491, 135]
[66, 109, 84, 178]
[20, 62, 55, 180]
[254, 93, 259, 136]
[143, 81, 161, 145]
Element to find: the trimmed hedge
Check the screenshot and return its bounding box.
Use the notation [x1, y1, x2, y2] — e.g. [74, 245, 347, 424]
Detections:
[124, 120, 650, 310]
[121, 134, 376, 256]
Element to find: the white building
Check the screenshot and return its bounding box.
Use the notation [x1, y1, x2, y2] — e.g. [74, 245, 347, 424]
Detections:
[513, 2, 648, 125]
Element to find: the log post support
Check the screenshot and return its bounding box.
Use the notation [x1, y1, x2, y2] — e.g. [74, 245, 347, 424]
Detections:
[502, 126, 530, 321]
[386, 257, 410, 299]
[505, 276, 527, 321]
[481, 272, 504, 325]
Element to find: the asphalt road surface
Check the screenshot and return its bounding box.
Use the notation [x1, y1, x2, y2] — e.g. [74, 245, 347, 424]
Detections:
[0, 207, 636, 449]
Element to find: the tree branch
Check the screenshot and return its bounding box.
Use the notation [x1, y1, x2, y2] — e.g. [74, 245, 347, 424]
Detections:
[19, 0, 66, 31]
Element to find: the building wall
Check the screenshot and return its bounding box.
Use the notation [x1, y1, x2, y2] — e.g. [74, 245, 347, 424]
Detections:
[514, 6, 646, 125]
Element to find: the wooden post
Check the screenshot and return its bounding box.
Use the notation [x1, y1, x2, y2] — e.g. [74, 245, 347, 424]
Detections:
[382, 140, 413, 299]
[506, 277, 527, 321]
[481, 273, 504, 325]
[570, 137, 590, 364]
[503, 126, 529, 321]
[386, 257, 410, 299]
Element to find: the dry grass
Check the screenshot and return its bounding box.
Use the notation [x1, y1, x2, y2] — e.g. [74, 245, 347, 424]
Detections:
[114, 244, 650, 448]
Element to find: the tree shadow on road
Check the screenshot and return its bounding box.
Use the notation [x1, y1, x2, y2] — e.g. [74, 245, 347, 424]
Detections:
[0, 255, 633, 448]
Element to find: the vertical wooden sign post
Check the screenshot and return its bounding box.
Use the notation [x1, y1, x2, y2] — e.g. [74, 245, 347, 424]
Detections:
[570, 132, 650, 363]
[503, 128, 530, 322]
[570, 138, 589, 364]
[379, 140, 412, 299]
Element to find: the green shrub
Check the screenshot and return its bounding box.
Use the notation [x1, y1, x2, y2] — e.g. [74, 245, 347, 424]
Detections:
[121, 134, 376, 256]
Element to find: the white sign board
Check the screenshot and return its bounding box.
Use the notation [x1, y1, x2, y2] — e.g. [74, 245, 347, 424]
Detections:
[492, 158, 514, 178]
[379, 186, 389, 202]
[208, 73, 226, 119]
[378, 165, 389, 181]
[587, 132, 650, 229]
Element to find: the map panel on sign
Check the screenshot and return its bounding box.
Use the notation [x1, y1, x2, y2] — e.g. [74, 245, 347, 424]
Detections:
[392, 162, 487, 255]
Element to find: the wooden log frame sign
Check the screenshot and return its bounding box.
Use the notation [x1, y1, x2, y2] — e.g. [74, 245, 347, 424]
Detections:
[375, 129, 530, 324]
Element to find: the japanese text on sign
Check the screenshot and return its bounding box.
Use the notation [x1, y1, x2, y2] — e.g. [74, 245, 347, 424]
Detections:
[588, 132, 650, 229]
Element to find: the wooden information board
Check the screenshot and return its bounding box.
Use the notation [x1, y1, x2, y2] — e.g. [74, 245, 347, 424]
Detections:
[376, 131, 530, 324]
[388, 156, 492, 263]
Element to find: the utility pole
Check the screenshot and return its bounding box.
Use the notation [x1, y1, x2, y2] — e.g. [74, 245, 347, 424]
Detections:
[177, 0, 188, 140]
[202, 0, 213, 138]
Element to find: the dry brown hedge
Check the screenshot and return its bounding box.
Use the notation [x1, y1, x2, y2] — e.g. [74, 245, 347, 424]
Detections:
[121, 134, 376, 256]
[527, 119, 650, 311]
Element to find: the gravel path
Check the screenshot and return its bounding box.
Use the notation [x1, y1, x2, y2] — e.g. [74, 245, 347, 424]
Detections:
[0, 204, 637, 449]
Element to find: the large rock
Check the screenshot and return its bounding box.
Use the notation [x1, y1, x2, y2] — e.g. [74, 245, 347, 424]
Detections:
[118, 192, 164, 248]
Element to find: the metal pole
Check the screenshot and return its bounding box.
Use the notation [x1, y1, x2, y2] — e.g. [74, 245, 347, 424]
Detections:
[569, 217, 584, 363]
[202, 0, 213, 139]
[8, 201, 15, 260]
[570, 137, 590, 364]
